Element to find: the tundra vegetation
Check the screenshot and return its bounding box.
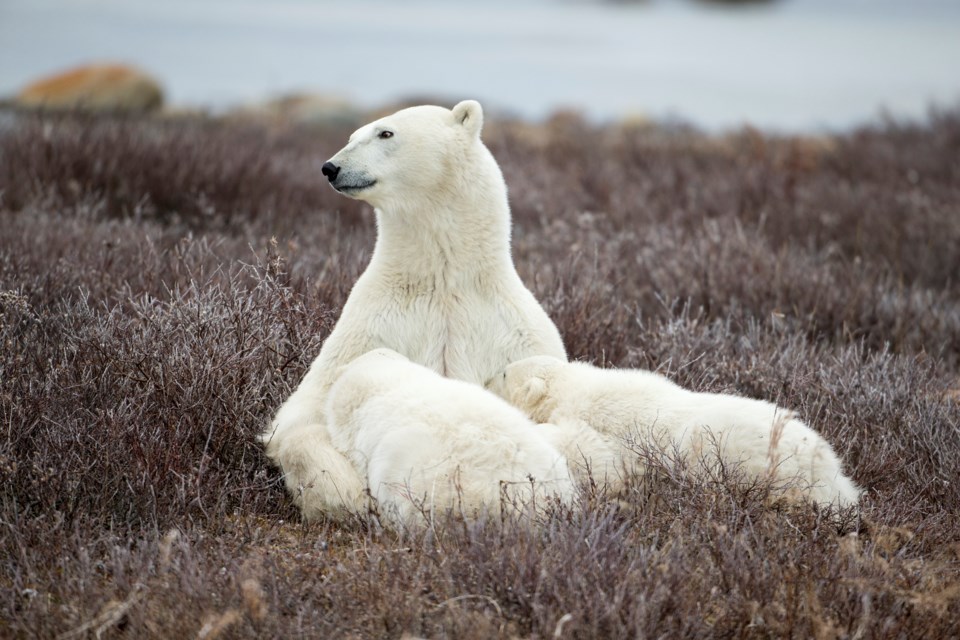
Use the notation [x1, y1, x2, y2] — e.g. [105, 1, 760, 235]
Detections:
[1, 106, 958, 638]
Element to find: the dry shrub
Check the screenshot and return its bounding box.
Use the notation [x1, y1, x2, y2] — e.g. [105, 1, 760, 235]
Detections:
[1, 106, 958, 638]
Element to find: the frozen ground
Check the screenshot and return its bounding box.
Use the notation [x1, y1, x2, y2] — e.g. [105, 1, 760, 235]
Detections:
[1, 0, 959, 131]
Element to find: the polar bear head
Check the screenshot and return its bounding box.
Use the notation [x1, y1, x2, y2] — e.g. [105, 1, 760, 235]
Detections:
[327, 348, 411, 431]
[491, 355, 566, 422]
[333, 348, 410, 387]
[321, 100, 486, 210]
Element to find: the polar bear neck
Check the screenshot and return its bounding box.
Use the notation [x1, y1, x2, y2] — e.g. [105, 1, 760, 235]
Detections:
[372, 200, 512, 277]
[369, 148, 516, 281]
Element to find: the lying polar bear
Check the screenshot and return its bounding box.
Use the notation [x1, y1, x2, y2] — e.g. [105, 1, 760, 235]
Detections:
[326, 349, 575, 528]
[491, 356, 861, 507]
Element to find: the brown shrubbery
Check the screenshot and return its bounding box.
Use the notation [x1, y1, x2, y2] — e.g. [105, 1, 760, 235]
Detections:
[1, 107, 958, 638]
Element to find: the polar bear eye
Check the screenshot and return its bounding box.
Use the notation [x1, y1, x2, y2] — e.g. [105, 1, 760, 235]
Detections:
[378, 130, 394, 140]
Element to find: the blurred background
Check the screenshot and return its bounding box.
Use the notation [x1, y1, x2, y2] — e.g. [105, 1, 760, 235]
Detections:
[2, 0, 959, 132]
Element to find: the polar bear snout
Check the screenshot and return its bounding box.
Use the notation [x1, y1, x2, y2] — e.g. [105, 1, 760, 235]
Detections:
[321, 161, 340, 182]
[322, 158, 377, 196]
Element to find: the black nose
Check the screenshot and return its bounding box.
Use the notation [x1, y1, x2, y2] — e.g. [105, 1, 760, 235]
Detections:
[321, 161, 340, 182]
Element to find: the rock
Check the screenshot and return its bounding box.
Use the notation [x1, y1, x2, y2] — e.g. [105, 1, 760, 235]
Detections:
[227, 93, 364, 129]
[16, 63, 164, 112]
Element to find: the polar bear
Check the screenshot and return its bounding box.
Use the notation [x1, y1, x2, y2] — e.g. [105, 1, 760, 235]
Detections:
[492, 356, 861, 507]
[325, 349, 575, 528]
[535, 421, 626, 489]
[261, 101, 567, 519]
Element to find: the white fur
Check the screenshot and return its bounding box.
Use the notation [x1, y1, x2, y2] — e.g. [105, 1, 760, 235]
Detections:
[493, 356, 861, 507]
[537, 421, 626, 488]
[325, 349, 574, 528]
[262, 101, 567, 519]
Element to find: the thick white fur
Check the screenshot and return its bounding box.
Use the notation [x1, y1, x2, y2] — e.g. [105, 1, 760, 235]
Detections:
[262, 101, 567, 519]
[325, 349, 574, 528]
[493, 356, 861, 507]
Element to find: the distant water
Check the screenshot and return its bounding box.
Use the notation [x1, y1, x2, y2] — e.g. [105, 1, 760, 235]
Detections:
[2, 0, 959, 132]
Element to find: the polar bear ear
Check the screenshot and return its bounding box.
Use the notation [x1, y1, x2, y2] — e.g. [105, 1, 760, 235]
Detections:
[451, 100, 483, 138]
[518, 376, 548, 409]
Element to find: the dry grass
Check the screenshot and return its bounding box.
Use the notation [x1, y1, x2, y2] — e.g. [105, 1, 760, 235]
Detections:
[1, 106, 958, 638]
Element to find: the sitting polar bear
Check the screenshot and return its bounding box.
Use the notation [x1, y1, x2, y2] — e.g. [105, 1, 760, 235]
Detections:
[326, 349, 575, 527]
[492, 356, 861, 507]
[262, 100, 567, 519]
